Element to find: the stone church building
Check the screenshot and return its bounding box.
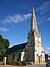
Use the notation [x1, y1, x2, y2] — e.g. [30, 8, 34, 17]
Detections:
[6, 7, 45, 63]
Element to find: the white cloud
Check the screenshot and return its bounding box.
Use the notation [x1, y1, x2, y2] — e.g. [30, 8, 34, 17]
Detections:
[47, 17, 50, 21]
[47, 47, 50, 50]
[0, 28, 9, 32]
[2, 13, 31, 24]
[36, 1, 50, 14]
[37, 16, 47, 24]
[45, 51, 48, 54]
[36, 1, 50, 24]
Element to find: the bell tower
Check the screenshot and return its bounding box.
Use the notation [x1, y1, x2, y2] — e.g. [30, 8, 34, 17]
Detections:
[25, 7, 45, 63]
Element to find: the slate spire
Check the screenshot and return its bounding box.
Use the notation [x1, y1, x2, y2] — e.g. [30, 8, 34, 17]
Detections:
[31, 7, 38, 31]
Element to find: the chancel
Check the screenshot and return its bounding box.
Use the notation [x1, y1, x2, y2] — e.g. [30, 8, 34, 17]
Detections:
[6, 7, 45, 64]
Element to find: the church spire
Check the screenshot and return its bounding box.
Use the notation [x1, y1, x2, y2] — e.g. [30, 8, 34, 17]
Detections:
[31, 7, 38, 31]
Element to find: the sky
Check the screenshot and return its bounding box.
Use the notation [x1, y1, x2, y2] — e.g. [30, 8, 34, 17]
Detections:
[0, 0, 50, 55]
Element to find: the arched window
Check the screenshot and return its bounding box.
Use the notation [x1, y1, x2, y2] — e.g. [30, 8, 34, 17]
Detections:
[13, 54, 15, 59]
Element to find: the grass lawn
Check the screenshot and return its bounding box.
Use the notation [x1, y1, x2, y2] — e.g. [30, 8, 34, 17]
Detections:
[0, 61, 3, 65]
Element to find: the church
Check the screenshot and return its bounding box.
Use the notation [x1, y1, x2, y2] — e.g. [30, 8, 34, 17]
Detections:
[6, 7, 45, 64]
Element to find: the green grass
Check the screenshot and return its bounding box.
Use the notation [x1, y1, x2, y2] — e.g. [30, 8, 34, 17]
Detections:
[0, 61, 3, 65]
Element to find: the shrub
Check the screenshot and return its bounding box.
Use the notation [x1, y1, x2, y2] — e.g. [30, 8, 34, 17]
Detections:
[0, 54, 5, 62]
[21, 61, 26, 65]
[16, 61, 22, 65]
[11, 62, 16, 65]
[6, 55, 10, 64]
[11, 61, 26, 66]
[0, 56, 3, 61]
[11, 61, 22, 66]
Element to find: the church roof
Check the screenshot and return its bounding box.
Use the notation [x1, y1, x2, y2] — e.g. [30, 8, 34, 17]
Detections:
[6, 42, 27, 54]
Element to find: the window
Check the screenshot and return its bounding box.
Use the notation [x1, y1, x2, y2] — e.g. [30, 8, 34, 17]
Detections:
[13, 54, 15, 59]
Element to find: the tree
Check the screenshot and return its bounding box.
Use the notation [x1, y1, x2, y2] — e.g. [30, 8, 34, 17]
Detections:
[3, 39, 10, 50]
[0, 34, 10, 53]
[0, 35, 4, 52]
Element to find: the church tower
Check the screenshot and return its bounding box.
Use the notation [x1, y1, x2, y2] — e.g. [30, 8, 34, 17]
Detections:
[25, 7, 45, 63]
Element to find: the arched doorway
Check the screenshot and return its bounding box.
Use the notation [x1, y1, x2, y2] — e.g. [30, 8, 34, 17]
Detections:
[37, 54, 42, 63]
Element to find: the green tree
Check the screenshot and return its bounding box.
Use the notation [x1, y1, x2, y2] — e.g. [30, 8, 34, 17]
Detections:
[4, 39, 10, 50]
[0, 34, 10, 53]
[0, 35, 4, 52]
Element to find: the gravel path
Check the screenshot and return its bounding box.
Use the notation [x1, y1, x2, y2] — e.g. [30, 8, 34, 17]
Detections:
[0, 65, 24, 67]
[0, 64, 46, 67]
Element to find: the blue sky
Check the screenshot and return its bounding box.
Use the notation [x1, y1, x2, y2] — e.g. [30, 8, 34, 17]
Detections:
[0, 0, 50, 55]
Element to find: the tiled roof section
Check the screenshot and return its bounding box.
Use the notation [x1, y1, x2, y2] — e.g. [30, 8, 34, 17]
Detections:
[6, 42, 27, 54]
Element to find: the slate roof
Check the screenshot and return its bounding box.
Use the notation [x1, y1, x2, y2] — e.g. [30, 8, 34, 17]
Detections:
[6, 42, 27, 54]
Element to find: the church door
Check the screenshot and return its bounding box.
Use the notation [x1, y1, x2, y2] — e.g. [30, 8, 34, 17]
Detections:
[39, 56, 40, 63]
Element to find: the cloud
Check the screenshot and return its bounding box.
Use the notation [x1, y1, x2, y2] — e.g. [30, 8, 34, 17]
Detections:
[36, 1, 50, 14]
[0, 28, 9, 32]
[2, 13, 31, 24]
[47, 17, 50, 21]
[36, 1, 50, 24]
[47, 47, 50, 50]
[45, 47, 50, 55]
[45, 51, 48, 54]
[37, 16, 47, 24]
